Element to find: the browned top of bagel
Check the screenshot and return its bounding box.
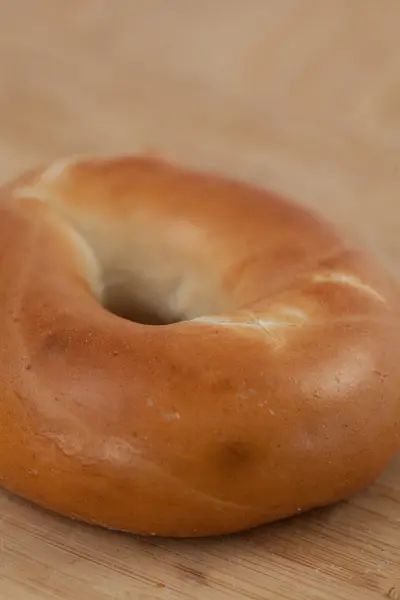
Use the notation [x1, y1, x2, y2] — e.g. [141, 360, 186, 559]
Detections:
[1, 155, 400, 537]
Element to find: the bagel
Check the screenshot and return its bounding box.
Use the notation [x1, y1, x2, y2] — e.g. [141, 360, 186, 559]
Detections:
[0, 154, 400, 538]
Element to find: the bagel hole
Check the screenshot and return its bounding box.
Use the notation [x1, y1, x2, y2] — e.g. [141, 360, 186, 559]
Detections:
[103, 287, 180, 326]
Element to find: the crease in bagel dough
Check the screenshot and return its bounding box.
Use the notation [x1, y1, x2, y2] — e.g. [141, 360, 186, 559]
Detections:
[191, 315, 295, 349]
[193, 305, 309, 329]
[192, 317, 299, 328]
[191, 311, 392, 329]
[43, 430, 254, 514]
[311, 272, 385, 304]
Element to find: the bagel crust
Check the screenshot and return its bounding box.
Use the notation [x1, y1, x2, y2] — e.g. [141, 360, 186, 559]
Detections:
[1, 155, 400, 537]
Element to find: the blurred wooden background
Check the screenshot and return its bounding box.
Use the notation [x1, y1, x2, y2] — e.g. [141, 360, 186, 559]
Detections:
[0, 1, 399, 598]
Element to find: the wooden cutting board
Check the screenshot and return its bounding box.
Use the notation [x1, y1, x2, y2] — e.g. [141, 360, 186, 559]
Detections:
[0, 1, 399, 598]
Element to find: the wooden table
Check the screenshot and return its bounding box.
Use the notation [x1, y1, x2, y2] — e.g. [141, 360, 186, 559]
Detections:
[1, 1, 399, 598]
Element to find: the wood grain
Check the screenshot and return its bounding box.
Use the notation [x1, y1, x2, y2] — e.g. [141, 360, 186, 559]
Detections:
[1, 1, 400, 598]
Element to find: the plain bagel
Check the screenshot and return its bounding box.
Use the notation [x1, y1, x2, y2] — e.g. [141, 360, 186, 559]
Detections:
[0, 155, 400, 537]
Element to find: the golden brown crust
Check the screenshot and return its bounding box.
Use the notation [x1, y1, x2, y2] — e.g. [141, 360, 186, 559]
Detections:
[0, 155, 400, 537]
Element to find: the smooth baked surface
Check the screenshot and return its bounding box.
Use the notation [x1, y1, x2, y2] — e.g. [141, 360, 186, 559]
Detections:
[1, 155, 400, 537]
